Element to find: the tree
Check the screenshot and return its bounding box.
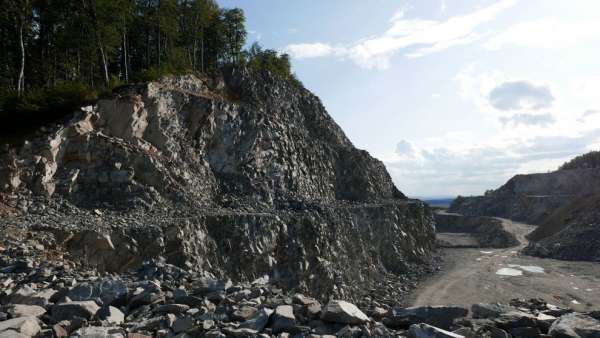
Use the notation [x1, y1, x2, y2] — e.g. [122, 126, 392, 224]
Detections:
[221, 8, 246, 64]
[3, 0, 33, 95]
[246, 42, 295, 81]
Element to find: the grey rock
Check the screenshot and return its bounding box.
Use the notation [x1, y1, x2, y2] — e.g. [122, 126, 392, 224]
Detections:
[320, 300, 369, 325]
[0, 317, 41, 337]
[385, 306, 468, 330]
[272, 305, 296, 334]
[155, 304, 190, 315]
[70, 326, 126, 338]
[96, 306, 125, 325]
[549, 313, 600, 338]
[493, 310, 538, 330]
[5, 304, 46, 318]
[9, 286, 56, 307]
[67, 278, 127, 306]
[239, 308, 273, 332]
[0, 330, 29, 338]
[409, 323, 466, 338]
[231, 306, 258, 322]
[172, 316, 194, 333]
[471, 303, 515, 319]
[51, 301, 101, 321]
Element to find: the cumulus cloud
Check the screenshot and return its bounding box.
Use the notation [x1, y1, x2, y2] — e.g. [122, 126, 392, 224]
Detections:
[578, 109, 600, 122]
[395, 140, 416, 157]
[284, 43, 340, 58]
[489, 81, 554, 111]
[283, 0, 516, 68]
[499, 113, 555, 127]
[385, 129, 600, 197]
[486, 18, 600, 50]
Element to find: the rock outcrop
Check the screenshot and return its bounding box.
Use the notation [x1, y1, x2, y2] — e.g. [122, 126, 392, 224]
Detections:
[0, 69, 435, 302]
[434, 212, 519, 248]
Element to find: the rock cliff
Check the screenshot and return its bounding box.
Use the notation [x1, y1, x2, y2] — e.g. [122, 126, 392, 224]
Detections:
[0, 69, 435, 301]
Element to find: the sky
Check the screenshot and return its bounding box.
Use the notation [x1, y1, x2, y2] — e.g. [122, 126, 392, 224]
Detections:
[217, 0, 600, 198]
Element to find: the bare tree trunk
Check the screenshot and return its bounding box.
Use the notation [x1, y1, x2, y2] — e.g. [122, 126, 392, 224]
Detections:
[123, 32, 129, 82]
[99, 42, 110, 87]
[17, 20, 25, 95]
[201, 28, 204, 74]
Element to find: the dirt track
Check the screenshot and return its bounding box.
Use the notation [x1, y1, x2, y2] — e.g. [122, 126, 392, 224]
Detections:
[409, 218, 600, 311]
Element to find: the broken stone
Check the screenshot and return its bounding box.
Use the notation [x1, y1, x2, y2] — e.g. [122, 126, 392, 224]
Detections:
[320, 300, 369, 325]
[52, 301, 101, 321]
[5, 304, 46, 318]
[384, 306, 468, 330]
[271, 305, 296, 334]
[409, 323, 466, 338]
[549, 313, 600, 338]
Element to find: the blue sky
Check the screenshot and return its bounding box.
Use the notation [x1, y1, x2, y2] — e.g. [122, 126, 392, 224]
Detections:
[218, 0, 600, 198]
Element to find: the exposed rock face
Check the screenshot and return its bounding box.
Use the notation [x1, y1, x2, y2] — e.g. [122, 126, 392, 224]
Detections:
[434, 212, 519, 248]
[449, 168, 600, 225]
[522, 194, 600, 262]
[449, 154, 600, 261]
[0, 70, 435, 301]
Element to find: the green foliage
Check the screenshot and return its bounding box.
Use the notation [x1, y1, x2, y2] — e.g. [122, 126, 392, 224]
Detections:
[1, 82, 97, 114]
[246, 42, 301, 85]
[0, 0, 302, 121]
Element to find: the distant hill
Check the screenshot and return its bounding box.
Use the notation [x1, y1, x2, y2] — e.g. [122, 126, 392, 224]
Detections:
[423, 198, 455, 208]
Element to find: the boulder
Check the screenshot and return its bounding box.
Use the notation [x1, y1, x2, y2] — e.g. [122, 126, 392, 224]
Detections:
[493, 310, 538, 330]
[0, 317, 41, 337]
[9, 286, 56, 307]
[67, 278, 127, 306]
[385, 306, 468, 330]
[0, 330, 29, 338]
[96, 306, 125, 325]
[155, 304, 190, 315]
[239, 308, 273, 332]
[321, 300, 369, 325]
[51, 301, 101, 321]
[231, 306, 259, 322]
[409, 323, 466, 338]
[549, 313, 600, 338]
[271, 305, 296, 334]
[471, 303, 514, 319]
[5, 304, 46, 318]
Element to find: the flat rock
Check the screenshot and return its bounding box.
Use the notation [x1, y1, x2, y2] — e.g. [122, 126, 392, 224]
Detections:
[549, 313, 600, 338]
[385, 306, 468, 330]
[471, 303, 514, 319]
[0, 317, 41, 337]
[155, 304, 190, 315]
[0, 330, 29, 338]
[5, 304, 46, 318]
[70, 326, 126, 338]
[51, 301, 101, 321]
[320, 300, 369, 325]
[409, 323, 466, 338]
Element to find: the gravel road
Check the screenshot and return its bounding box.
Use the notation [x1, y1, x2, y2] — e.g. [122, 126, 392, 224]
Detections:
[409, 218, 600, 311]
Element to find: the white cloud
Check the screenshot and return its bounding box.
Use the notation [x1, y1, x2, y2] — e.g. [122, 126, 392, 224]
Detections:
[489, 81, 554, 111]
[284, 43, 340, 58]
[499, 113, 555, 127]
[283, 0, 516, 68]
[486, 18, 600, 50]
[578, 109, 600, 122]
[386, 129, 600, 197]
